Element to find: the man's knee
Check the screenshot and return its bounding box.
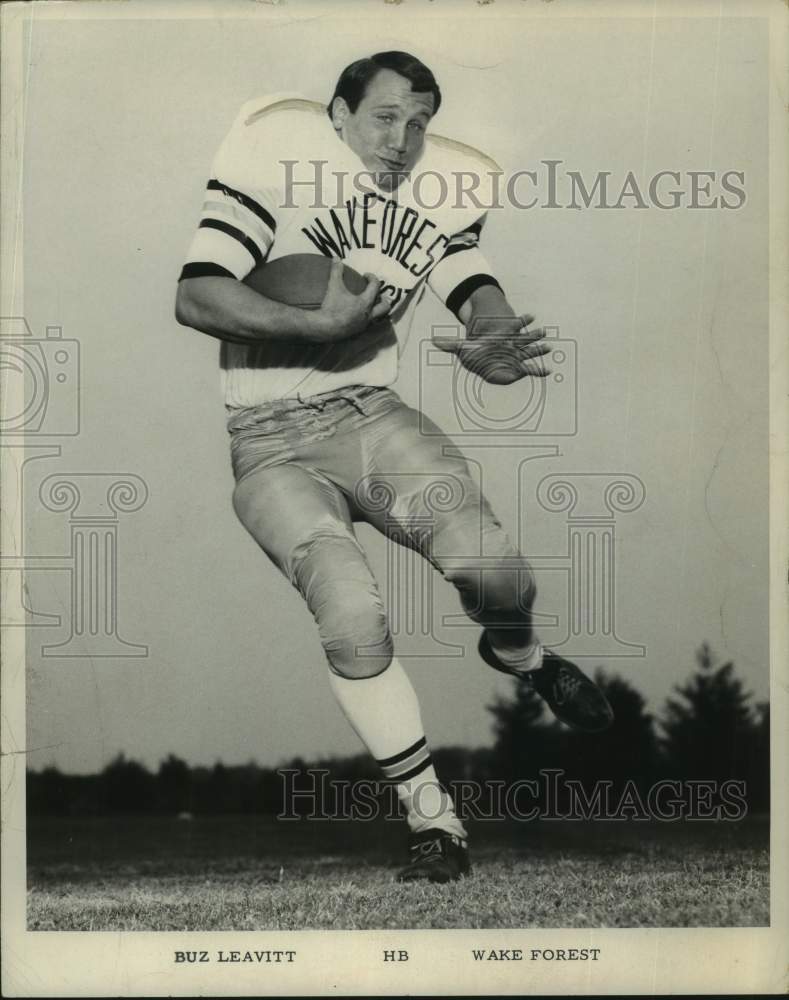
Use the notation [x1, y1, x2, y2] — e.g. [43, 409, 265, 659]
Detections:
[486, 559, 537, 614]
[444, 555, 536, 619]
[327, 638, 394, 679]
[289, 528, 394, 679]
[318, 584, 394, 678]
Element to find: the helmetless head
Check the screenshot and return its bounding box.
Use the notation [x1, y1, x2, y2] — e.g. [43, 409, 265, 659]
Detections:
[328, 51, 441, 192]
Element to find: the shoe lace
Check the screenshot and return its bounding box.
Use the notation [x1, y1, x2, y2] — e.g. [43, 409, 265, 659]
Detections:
[554, 666, 582, 704]
[412, 837, 446, 861]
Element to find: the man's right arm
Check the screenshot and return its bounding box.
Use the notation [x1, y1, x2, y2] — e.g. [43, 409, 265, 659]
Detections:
[176, 275, 321, 345]
[177, 106, 389, 345]
[175, 262, 388, 346]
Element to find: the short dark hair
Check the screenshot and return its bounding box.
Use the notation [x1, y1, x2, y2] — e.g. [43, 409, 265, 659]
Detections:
[328, 51, 441, 120]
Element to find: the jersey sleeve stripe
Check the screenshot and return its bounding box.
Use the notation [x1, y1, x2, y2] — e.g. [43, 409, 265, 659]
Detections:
[441, 222, 483, 257]
[429, 244, 496, 304]
[182, 226, 259, 280]
[201, 199, 274, 251]
[178, 262, 237, 282]
[198, 218, 265, 265]
[446, 274, 502, 318]
[440, 242, 475, 261]
[206, 179, 277, 234]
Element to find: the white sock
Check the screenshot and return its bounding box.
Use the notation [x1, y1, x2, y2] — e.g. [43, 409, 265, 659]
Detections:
[488, 637, 543, 674]
[328, 657, 466, 839]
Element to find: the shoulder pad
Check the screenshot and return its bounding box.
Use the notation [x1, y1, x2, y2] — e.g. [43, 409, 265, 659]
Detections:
[243, 94, 326, 128]
[426, 133, 502, 174]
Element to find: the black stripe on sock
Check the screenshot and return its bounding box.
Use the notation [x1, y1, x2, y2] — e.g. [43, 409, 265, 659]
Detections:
[392, 756, 433, 783]
[446, 274, 502, 318]
[207, 179, 277, 234]
[376, 736, 427, 769]
[178, 262, 237, 282]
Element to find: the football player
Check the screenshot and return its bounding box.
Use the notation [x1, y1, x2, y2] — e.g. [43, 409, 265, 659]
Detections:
[176, 51, 613, 883]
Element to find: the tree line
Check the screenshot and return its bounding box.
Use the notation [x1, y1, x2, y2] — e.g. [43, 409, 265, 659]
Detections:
[27, 643, 769, 817]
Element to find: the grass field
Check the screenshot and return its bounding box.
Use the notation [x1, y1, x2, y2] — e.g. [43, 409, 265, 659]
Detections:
[27, 815, 769, 930]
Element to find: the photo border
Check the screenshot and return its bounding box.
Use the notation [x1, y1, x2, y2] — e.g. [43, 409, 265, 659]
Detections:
[2, 0, 787, 995]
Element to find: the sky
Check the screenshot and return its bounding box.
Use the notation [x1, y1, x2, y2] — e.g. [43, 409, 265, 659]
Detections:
[14, 7, 769, 774]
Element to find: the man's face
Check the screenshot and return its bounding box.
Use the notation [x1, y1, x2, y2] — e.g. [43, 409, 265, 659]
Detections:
[332, 68, 435, 192]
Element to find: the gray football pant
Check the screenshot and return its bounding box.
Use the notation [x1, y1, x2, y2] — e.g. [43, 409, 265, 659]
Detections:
[227, 384, 537, 679]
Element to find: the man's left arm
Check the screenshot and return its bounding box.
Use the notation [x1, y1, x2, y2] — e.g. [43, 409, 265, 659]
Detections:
[427, 219, 551, 385]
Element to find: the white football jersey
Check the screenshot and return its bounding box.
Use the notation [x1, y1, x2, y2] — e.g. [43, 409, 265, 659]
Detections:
[180, 94, 502, 406]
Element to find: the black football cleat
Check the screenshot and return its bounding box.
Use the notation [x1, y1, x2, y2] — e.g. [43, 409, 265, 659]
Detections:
[479, 632, 614, 733]
[396, 829, 471, 884]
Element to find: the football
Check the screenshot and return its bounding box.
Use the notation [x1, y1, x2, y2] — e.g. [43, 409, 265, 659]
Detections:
[243, 253, 369, 309]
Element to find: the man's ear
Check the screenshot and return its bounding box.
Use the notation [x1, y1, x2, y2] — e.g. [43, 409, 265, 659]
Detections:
[331, 96, 350, 130]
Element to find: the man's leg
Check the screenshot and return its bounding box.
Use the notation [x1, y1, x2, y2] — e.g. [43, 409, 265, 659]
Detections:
[232, 462, 467, 866]
[354, 401, 613, 732]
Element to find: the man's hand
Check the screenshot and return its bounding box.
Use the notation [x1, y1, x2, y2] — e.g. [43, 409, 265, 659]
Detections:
[433, 313, 552, 385]
[306, 260, 392, 343]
